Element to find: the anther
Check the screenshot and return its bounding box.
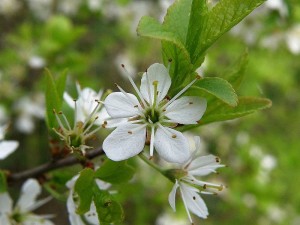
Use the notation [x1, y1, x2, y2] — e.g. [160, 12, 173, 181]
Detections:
[58, 111, 63, 114]
[193, 196, 196, 200]
[215, 157, 220, 163]
[134, 105, 138, 108]
[196, 74, 201, 79]
[128, 131, 133, 134]
[168, 58, 172, 62]
[172, 134, 177, 138]
[189, 102, 193, 105]
[121, 64, 125, 68]
[203, 184, 207, 189]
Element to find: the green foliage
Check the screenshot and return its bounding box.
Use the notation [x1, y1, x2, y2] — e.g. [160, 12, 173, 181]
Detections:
[201, 96, 272, 125]
[93, 187, 124, 224]
[0, 171, 7, 193]
[45, 69, 68, 129]
[74, 167, 126, 223]
[95, 159, 135, 184]
[138, 0, 266, 91]
[195, 77, 238, 106]
[74, 168, 95, 214]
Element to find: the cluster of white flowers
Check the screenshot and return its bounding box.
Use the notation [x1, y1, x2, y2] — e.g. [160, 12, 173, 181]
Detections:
[51, 62, 223, 223]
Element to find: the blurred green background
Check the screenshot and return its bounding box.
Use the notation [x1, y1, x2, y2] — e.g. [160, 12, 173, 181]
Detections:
[0, 0, 299, 224]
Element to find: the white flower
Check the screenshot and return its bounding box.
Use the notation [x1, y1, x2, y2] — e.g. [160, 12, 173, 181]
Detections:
[103, 63, 207, 163]
[286, 24, 300, 55]
[0, 179, 54, 225]
[168, 137, 224, 223]
[53, 86, 104, 154]
[0, 124, 19, 160]
[66, 175, 111, 225]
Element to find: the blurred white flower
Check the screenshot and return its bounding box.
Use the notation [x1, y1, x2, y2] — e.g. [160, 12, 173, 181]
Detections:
[265, 0, 288, 17]
[103, 63, 206, 163]
[0, 124, 19, 160]
[87, 0, 103, 12]
[66, 175, 111, 225]
[0, 179, 54, 224]
[168, 137, 224, 223]
[0, 0, 20, 16]
[28, 55, 46, 69]
[156, 212, 187, 225]
[14, 93, 45, 134]
[26, 0, 52, 20]
[58, 0, 81, 16]
[286, 25, 300, 55]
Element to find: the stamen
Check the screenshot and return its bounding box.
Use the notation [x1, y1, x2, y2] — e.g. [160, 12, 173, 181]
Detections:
[73, 100, 78, 130]
[157, 123, 176, 139]
[83, 116, 99, 136]
[53, 110, 67, 133]
[162, 76, 200, 110]
[60, 112, 72, 130]
[121, 64, 148, 107]
[82, 100, 101, 129]
[152, 80, 158, 115]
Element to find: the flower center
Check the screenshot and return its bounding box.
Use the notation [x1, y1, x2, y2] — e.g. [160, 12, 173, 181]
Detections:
[145, 108, 160, 124]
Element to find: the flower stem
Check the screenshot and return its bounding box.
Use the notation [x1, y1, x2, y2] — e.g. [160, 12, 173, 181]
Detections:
[138, 153, 165, 175]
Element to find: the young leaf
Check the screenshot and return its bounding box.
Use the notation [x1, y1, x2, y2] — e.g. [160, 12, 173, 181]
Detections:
[0, 171, 7, 193]
[95, 160, 135, 184]
[93, 186, 124, 224]
[200, 96, 272, 125]
[192, 77, 238, 106]
[74, 168, 95, 214]
[224, 50, 249, 90]
[45, 69, 61, 129]
[196, 0, 266, 58]
[45, 69, 68, 130]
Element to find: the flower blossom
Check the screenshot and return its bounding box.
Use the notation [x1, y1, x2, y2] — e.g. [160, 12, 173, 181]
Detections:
[103, 63, 207, 163]
[168, 136, 224, 223]
[66, 175, 111, 225]
[53, 85, 105, 154]
[0, 179, 54, 225]
[0, 124, 19, 160]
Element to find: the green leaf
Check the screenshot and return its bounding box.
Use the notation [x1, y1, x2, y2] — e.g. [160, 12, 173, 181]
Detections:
[74, 168, 95, 214]
[95, 160, 135, 184]
[192, 77, 238, 106]
[196, 0, 266, 57]
[0, 171, 7, 193]
[93, 187, 124, 224]
[55, 69, 68, 104]
[186, 0, 208, 66]
[45, 69, 67, 130]
[201, 97, 272, 125]
[45, 69, 61, 129]
[224, 50, 249, 90]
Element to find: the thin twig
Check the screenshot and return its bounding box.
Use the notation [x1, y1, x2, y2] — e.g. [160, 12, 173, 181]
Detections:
[8, 147, 104, 182]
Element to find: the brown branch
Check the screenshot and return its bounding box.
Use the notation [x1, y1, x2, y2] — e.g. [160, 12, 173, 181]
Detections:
[8, 147, 104, 182]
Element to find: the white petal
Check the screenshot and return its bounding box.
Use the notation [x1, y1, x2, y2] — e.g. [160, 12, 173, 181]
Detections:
[0, 193, 13, 213]
[103, 124, 146, 161]
[154, 127, 190, 163]
[95, 179, 111, 190]
[140, 63, 171, 104]
[188, 155, 224, 176]
[0, 214, 10, 225]
[63, 92, 75, 108]
[104, 92, 140, 118]
[165, 96, 207, 124]
[84, 202, 99, 225]
[17, 179, 41, 212]
[168, 180, 179, 211]
[180, 183, 208, 219]
[0, 141, 19, 159]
